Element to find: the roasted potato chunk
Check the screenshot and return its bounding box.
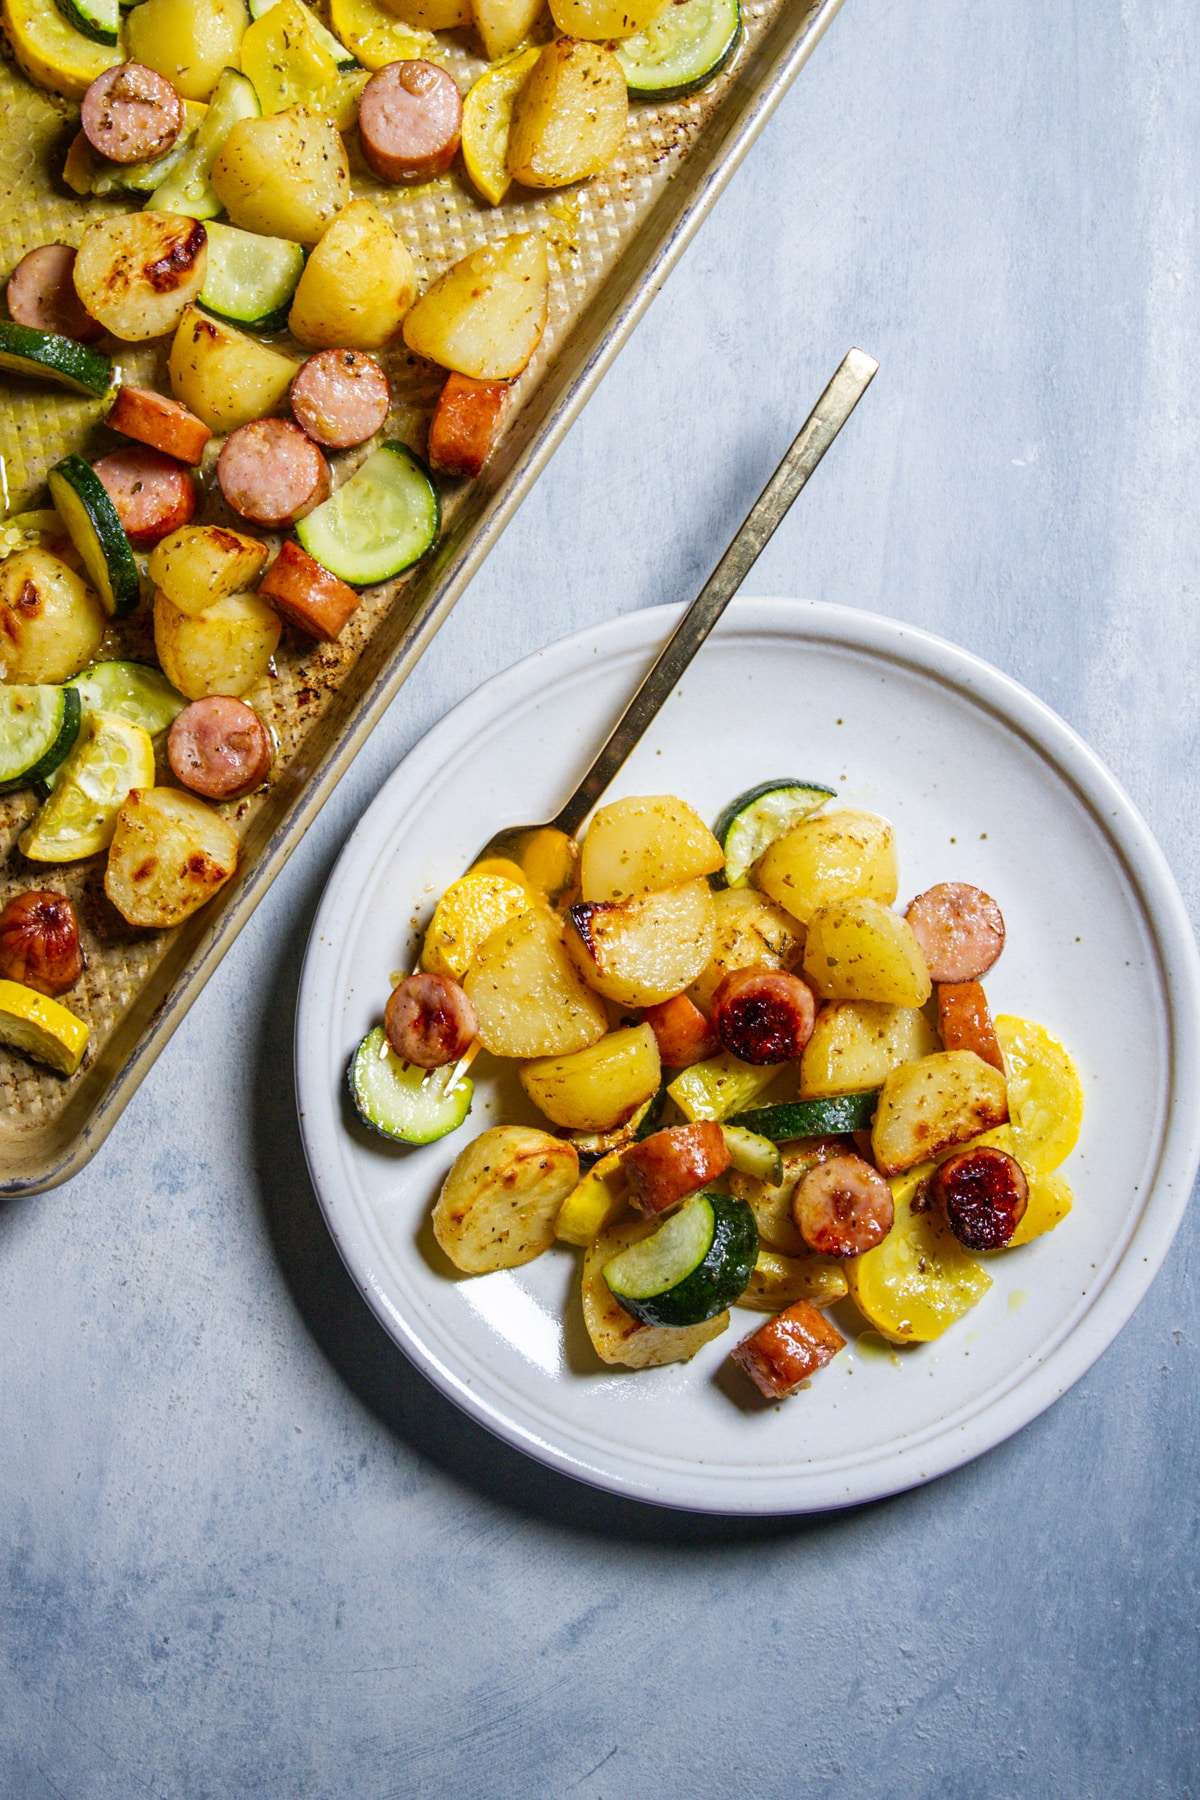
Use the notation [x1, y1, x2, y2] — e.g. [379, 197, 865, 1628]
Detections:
[0, 549, 104, 684]
[507, 38, 627, 188]
[756, 808, 897, 927]
[153, 591, 281, 701]
[800, 1000, 939, 1097]
[464, 905, 608, 1057]
[403, 233, 549, 380]
[211, 106, 350, 245]
[803, 898, 931, 1007]
[168, 306, 298, 435]
[579, 794, 723, 902]
[289, 199, 418, 351]
[125, 0, 247, 101]
[519, 1023, 661, 1132]
[73, 212, 207, 342]
[432, 1125, 579, 1273]
[567, 879, 716, 1008]
[870, 1050, 1010, 1176]
[472, 0, 543, 59]
[689, 887, 804, 1013]
[582, 1216, 729, 1367]
[739, 1249, 849, 1313]
[105, 786, 238, 927]
[549, 0, 670, 34]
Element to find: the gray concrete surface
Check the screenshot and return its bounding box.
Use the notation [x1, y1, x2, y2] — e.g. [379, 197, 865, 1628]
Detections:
[2, 0, 1197, 1794]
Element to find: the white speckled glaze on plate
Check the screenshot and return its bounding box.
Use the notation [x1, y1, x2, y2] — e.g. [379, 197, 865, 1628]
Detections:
[295, 600, 1200, 1514]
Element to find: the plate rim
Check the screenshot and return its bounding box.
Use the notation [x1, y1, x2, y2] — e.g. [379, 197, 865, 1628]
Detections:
[294, 598, 1200, 1515]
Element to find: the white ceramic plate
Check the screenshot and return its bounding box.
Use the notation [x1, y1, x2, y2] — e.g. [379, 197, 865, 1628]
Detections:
[295, 600, 1200, 1514]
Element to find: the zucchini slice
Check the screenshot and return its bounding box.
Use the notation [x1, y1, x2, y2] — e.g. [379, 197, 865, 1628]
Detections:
[248, 0, 358, 68]
[616, 0, 741, 101]
[714, 778, 836, 887]
[0, 321, 114, 399]
[348, 1026, 473, 1145]
[147, 67, 260, 219]
[54, 0, 118, 45]
[568, 1088, 665, 1163]
[199, 220, 306, 329]
[0, 685, 82, 793]
[69, 661, 186, 738]
[47, 455, 140, 618]
[297, 442, 440, 587]
[604, 1191, 758, 1327]
[721, 1124, 784, 1186]
[728, 1091, 880, 1141]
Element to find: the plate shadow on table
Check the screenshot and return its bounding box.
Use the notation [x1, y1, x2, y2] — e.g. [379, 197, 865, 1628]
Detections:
[249, 844, 994, 1546]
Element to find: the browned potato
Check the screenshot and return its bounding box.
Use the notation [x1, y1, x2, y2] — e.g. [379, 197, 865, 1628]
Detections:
[549, 0, 669, 34]
[73, 212, 207, 341]
[104, 786, 238, 927]
[582, 1215, 728, 1366]
[464, 905, 608, 1056]
[567, 879, 716, 1008]
[402, 234, 549, 380]
[870, 1050, 1010, 1175]
[432, 1126, 579, 1272]
[507, 38, 627, 189]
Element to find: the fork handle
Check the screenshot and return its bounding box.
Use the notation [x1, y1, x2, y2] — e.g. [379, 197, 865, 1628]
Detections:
[551, 347, 879, 840]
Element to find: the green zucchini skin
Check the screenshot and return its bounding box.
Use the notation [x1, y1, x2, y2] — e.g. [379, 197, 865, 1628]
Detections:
[618, 0, 742, 102]
[0, 322, 114, 398]
[605, 1192, 758, 1327]
[68, 661, 186, 738]
[297, 442, 440, 587]
[47, 455, 141, 618]
[713, 778, 836, 887]
[54, 0, 119, 46]
[348, 1025, 473, 1146]
[728, 1091, 880, 1141]
[0, 686, 81, 793]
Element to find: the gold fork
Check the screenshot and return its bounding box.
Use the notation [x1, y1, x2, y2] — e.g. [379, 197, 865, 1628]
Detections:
[444, 347, 879, 1089]
[472, 347, 878, 871]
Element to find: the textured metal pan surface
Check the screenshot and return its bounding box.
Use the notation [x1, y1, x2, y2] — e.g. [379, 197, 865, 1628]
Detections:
[0, 0, 844, 1194]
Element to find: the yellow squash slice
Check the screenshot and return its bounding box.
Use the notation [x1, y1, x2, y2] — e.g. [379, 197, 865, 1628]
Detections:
[19, 712, 155, 863]
[462, 46, 540, 206]
[0, 980, 89, 1076]
[846, 1165, 992, 1344]
[422, 868, 532, 980]
[995, 1015, 1084, 1174]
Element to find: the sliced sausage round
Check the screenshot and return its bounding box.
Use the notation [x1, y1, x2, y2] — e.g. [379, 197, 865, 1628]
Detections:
[385, 972, 477, 1069]
[937, 980, 1004, 1072]
[81, 62, 184, 165]
[167, 698, 272, 800]
[6, 244, 103, 343]
[712, 967, 816, 1065]
[359, 60, 463, 183]
[216, 420, 330, 528]
[259, 541, 359, 642]
[792, 1153, 894, 1259]
[623, 1121, 731, 1218]
[906, 882, 1005, 982]
[290, 350, 390, 450]
[0, 889, 83, 996]
[642, 994, 717, 1069]
[92, 446, 196, 547]
[107, 384, 211, 466]
[731, 1301, 846, 1400]
[932, 1146, 1028, 1251]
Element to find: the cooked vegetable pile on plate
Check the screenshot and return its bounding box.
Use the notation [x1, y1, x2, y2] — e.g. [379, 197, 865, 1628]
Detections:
[0, 0, 745, 1077]
[348, 781, 1085, 1403]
